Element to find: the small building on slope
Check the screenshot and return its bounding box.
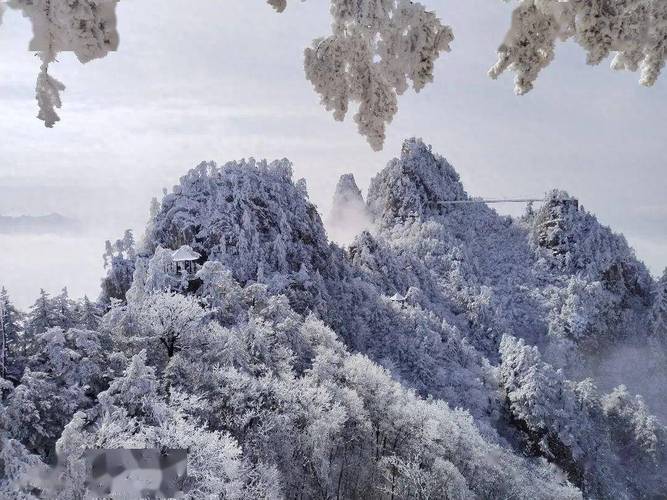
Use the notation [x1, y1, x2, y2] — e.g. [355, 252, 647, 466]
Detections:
[172, 245, 201, 274]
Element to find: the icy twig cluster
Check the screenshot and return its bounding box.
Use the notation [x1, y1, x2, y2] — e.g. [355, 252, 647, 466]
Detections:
[9, 0, 119, 127]
[4, 0, 665, 143]
[35, 56, 65, 128]
[303, 0, 453, 150]
[490, 0, 667, 94]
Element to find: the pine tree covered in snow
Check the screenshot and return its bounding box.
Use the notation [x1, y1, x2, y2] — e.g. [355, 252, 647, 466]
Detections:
[650, 268, 667, 337]
[51, 287, 75, 330]
[0, 288, 22, 379]
[24, 289, 55, 354]
[74, 295, 101, 331]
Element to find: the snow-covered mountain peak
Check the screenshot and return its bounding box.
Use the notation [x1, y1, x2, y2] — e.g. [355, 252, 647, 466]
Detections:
[333, 173, 364, 206]
[367, 138, 468, 226]
[147, 158, 331, 284]
[529, 189, 653, 303]
[327, 173, 372, 245]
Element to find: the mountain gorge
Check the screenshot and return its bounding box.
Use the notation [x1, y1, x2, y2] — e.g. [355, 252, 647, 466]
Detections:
[1, 139, 665, 499]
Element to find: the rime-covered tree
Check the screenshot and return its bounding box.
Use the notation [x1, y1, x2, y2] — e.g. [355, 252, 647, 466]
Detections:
[100, 229, 137, 305]
[137, 292, 208, 360]
[51, 287, 75, 330]
[194, 261, 246, 326]
[24, 289, 55, 355]
[3, 368, 87, 459]
[650, 268, 667, 337]
[0, 288, 22, 379]
[121, 229, 135, 255]
[26, 327, 112, 392]
[75, 295, 101, 331]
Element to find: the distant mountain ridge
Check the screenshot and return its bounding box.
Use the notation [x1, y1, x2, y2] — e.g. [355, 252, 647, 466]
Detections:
[0, 212, 81, 234]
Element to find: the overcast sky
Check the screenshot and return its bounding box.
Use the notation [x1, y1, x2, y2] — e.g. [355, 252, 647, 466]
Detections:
[0, 0, 665, 308]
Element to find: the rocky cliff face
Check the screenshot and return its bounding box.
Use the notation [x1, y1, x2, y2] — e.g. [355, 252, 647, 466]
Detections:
[333, 173, 365, 208]
[530, 190, 652, 304]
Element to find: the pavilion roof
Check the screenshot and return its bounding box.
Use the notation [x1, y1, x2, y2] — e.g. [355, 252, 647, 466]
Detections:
[172, 245, 201, 262]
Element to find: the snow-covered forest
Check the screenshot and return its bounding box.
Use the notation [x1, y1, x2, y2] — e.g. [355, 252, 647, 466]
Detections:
[1, 0, 665, 497]
[1, 139, 666, 498]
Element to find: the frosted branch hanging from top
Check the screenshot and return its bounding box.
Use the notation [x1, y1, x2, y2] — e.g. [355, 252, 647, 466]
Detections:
[301, 0, 454, 151]
[490, 0, 667, 94]
[1, 0, 666, 148]
[7, 0, 119, 127]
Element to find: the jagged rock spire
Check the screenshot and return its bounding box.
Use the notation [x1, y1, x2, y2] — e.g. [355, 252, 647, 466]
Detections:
[333, 174, 364, 208]
[327, 174, 371, 245]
